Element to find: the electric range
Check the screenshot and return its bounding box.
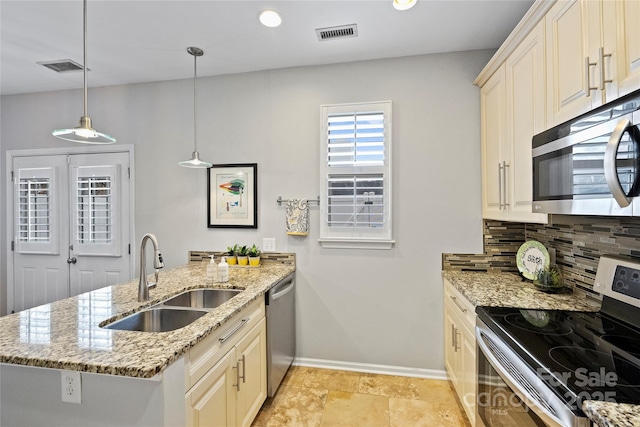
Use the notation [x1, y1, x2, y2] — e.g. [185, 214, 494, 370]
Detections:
[476, 255, 640, 427]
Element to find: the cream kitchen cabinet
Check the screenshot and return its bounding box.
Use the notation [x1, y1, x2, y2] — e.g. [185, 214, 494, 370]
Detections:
[185, 298, 267, 427]
[505, 21, 548, 224]
[615, 0, 640, 97]
[481, 64, 508, 221]
[443, 278, 477, 426]
[480, 21, 547, 223]
[546, 0, 640, 127]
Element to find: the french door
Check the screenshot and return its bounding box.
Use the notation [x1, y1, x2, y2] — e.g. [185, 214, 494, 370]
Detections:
[10, 151, 133, 313]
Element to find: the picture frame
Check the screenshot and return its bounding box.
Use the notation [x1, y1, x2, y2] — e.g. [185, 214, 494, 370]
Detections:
[207, 163, 257, 228]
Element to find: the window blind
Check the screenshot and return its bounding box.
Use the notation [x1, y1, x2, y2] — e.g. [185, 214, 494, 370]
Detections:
[327, 112, 384, 167]
[76, 176, 112, 244]
[327, 174, 384, 228]
[18, 178, 51, 243]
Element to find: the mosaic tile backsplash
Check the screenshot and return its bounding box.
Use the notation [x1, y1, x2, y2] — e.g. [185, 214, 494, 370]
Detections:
[443, 216, 640, 300]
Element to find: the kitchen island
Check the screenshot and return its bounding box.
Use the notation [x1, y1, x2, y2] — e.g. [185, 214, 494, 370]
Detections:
[0, 259, 295, 426]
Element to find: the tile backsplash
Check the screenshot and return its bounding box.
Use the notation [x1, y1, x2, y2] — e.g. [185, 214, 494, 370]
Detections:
[443, 216, 640, 301]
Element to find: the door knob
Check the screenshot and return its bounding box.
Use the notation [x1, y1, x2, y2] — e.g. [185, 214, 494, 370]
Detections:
[67, 257, 77, 264]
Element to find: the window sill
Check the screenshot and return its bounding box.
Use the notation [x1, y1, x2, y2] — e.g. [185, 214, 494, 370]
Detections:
[318, 238, 395, 250]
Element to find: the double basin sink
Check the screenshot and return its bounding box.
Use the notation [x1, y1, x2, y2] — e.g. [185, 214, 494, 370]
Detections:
[102, 288, 242, 333]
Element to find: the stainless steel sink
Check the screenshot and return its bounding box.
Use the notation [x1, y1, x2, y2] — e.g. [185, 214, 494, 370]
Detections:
[103, 308, 208, 332]
[161, 288, 242, 309]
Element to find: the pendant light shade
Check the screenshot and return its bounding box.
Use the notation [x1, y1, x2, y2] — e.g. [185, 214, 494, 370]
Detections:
[52, 0, 115, 144]
[179, 47, 212, 168]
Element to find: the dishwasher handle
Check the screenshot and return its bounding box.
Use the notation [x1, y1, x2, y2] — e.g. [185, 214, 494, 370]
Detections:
[270, 278, 294, 301]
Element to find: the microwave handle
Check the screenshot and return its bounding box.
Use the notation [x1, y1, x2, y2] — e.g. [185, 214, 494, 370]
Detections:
[604, 118, 632, 208]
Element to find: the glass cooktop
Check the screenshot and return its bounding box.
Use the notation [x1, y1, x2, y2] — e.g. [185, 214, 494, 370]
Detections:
[477, 305, 640, 408]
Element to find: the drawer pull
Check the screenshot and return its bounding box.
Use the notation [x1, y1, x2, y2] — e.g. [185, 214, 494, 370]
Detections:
[450, 296, 468, 314]
[219, 317, 250, 344]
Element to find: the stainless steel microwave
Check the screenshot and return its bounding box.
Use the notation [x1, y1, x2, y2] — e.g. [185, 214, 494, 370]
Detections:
[532, 89, 640, 216]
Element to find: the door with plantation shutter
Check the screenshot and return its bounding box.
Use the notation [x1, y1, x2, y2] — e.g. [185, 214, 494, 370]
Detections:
[11, 152, 132, 312]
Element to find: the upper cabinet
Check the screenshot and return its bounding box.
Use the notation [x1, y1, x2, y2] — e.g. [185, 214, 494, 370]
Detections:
[481, 65, 508, 221]
[505, 21, 548, 224]
[546, 0, 640, 126]
[476, 0, 640, 224]
[616, 0, 640, 97]
[480, 21, 548, 224]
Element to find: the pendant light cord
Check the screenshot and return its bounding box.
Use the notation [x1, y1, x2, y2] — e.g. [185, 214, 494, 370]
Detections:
[83, 0, 88, 117]
[193, 52, 198, 152]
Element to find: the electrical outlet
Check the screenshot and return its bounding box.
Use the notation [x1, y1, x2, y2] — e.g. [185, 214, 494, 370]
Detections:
[263, 238, 276, 252]
[61, 371, 82, 404]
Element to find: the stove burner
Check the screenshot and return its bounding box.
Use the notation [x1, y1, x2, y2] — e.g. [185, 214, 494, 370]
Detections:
[600, 335, 640, 358]
[548, 346, 640, 388]
[504, 311, 573, 336]
[566, 314, 617, 333]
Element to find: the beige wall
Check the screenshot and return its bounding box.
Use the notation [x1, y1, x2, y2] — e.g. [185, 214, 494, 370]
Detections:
[1, 50, 489, 373]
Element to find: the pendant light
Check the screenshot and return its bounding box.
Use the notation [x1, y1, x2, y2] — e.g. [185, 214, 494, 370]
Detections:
[52, 0, 115, 144]
[179, 47, 213, 168]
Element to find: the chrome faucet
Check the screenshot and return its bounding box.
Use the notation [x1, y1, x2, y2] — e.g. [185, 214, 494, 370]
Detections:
[138, 233, 164, 302]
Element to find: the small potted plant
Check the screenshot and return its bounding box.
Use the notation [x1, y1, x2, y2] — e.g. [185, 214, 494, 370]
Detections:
[226, 244, 239, 265]
[237, 245, 249, 266]
[534, 265, 563, 293]
[248, 244, 261, 266]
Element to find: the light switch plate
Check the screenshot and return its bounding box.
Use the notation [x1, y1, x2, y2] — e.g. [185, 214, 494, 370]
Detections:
[263, 238, 276, 252]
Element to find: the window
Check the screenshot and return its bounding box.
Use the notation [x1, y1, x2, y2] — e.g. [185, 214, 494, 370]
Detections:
[14, 166, 60, 255]
[76, 175, 112, 244]
[319, 101, 394, 249]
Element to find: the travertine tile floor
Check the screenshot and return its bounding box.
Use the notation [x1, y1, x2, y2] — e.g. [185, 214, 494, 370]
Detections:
[252, 367, 472, 427]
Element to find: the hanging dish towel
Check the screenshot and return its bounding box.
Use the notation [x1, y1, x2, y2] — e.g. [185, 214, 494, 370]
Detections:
[286, 199, 309, 236]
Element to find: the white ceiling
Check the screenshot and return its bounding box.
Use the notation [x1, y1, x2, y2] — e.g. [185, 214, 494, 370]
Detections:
[0, 0, 534, 96]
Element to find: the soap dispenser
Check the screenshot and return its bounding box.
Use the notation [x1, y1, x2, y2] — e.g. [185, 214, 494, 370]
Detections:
[218, 256, 229, 282]
[206, 255, 217, 284]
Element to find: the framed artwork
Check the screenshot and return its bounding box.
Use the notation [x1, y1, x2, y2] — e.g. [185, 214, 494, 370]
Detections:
[207, 163, 257, 228]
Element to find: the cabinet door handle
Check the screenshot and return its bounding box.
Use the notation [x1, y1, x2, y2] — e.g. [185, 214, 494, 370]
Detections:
[502, 161, 509, 208]
[238, 354, 246, 384]
[498, 162, 503, 210]
[233, 364, 241, 391]
[451, 324, 456, 348]
[219, 318, 250, 344]
[449, 296, 468, 314]
[599, 47, 613, 90]
[585, 56, 598, 97]
[454, 328, 461, 352]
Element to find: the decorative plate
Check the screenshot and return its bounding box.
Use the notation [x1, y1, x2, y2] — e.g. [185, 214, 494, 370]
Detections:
[516, 240, 550, 280]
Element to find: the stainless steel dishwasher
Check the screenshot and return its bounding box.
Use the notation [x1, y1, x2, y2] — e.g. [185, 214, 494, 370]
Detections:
[265, 272, 296, 397]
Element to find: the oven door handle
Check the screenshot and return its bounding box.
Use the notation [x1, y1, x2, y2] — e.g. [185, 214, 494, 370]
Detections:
[476, 324, 571, 427]
[604, 118, 632, 208]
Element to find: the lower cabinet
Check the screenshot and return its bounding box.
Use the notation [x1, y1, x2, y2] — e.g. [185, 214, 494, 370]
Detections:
[443, 278, 477, 426]
[185, 299, 267, 427]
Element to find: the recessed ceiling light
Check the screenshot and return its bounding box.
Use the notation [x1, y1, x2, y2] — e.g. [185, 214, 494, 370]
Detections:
[393, 0, 417, 11]
[259, 10, 282, 28]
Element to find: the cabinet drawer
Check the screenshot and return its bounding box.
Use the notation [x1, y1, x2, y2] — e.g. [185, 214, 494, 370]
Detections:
[186, 298, 265, 391]
[443, 279, 476, 332]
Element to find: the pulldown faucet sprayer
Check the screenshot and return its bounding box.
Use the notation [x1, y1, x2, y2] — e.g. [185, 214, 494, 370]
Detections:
[138, 233, 164, 302]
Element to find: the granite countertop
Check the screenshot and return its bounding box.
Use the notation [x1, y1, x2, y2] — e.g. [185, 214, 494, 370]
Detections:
[0, 262, 295, 379]
[442, 270, 599, 311]
[442, 270, 640, 427]
[583, 401, 640, 427]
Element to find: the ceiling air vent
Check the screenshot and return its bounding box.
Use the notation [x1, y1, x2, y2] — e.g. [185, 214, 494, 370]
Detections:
[316, 24, 358, 41]
[37, 59, 85, 73]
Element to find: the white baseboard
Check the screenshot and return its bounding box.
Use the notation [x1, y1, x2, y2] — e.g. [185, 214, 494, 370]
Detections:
[293, 357, 449, 381]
